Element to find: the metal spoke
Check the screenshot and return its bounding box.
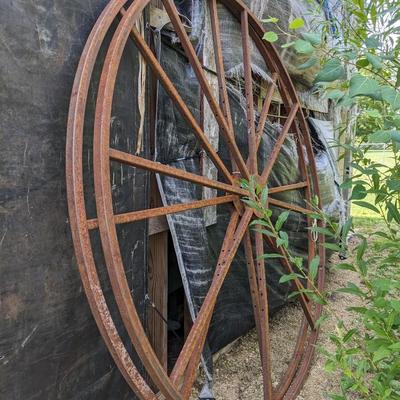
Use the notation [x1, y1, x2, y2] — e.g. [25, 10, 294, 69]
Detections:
[109, 149, 247, 197]
[268, 198, 310, 215]
[263, 235, 315, 330]
[170, 208, 253, 388]
[161, 0, 250, 180]
[254, 229, 274, 399]
[259, 104, 299, 184]
[208, 0, 233, 136]
[268, 182, 308, 194]
[208, 0, 238, 174]
[243, 231, 262, 337]
[255, 73, 278, 152]
[86, 195, 237, 230]
[241, 10, 257, 175]
[175, 210, 240, 397]
[126, 24, 233, 185]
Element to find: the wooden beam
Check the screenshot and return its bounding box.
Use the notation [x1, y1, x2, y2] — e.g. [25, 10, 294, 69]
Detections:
[147, 174, 168, 370]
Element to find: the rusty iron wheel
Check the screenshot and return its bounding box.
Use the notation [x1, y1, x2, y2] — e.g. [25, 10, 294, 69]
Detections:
[66, 0, 326, 399]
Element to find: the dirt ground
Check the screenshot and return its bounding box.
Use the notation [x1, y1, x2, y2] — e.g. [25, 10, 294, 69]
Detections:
[191, 237, 361, 400]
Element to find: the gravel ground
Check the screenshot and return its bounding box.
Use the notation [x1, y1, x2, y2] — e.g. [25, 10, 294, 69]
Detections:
[191, 237, 361, 400]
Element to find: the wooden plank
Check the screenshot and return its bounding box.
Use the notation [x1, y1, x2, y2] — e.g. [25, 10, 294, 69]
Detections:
[148, 231, 168, 370]
[147, 174, 168, 370]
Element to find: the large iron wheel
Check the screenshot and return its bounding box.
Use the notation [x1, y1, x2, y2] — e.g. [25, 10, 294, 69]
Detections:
[66, 0, 326, 399]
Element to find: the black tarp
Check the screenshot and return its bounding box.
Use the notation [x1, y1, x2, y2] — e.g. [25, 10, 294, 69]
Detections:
[0, 2, 148, 399]
[0, 1, 344, 399]
[155, 29, 343, 395]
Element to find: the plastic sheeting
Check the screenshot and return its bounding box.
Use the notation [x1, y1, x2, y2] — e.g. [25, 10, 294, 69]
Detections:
[308, 118, 345, 224]
[178, 0, 327, 88]
[0, 2, 148, 399]
[155, 23, 344, 394]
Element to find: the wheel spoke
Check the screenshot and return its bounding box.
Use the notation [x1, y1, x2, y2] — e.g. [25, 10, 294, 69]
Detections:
[208, 0, 238, 174]
[109, 149, 247, 197]
[161, 0, 250, 180]
[125, 24, 233, 185]
[254, 229, 274, 398]
[259, 103, 299, 184]
[241, 11, 257, 175]
[208, 0, 233, 135]
[268, 181, 308, 194]
[268, 197, 310, 215]
[86, 195, 237, 230]
[170, 208, 253, 388]
[243, 231, 262, 336]
[255, 73, 278, 152]
[174, 210, 240, 396]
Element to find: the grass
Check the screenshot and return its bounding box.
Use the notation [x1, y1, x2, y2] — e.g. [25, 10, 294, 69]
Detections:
[351, 150, 395, 220]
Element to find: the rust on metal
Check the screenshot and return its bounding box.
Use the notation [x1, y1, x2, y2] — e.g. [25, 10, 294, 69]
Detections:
[66, 0, 326, 399]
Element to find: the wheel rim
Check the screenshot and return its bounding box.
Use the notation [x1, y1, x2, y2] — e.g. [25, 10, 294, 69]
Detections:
[66, 1, 326, 399]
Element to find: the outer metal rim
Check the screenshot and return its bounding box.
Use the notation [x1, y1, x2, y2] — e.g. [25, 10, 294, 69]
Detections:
[66, 1, 326, 399]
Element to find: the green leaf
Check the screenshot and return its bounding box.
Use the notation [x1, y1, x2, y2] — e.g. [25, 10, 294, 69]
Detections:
[348, 306, 367, 314]
[249, 219, 270, 227]
[325, 89, 345, 100]
[263, 31, 278, 43]
[314, 59, 346, 83]
[337, 283, 366, 298]
[240, 179, 249, 189]
[308, 226, 335, 237]
[352, 201, 380, 213]
[366, 52, 382, 69]
[333, 263, 356, 272]
[371, 278, 396, 292]
[389, 342, 400, 351]
[323, 243, 341, 251]
[301, 32, 322, 46]
[309, 255, 320, 281]
[365, 36, 380, 49]
[289, 18, 305, 30]
[343, 328, 358, 343]
[309, 292, 327, 305]
[368, 130, 392, 143]
[281, 41, 295, 48]
[341, 217, 353, 239]
[279, 273, 301, 283]
[276, 230, 289, 248]
[351, 183, 367, 200]
[349, 74, 382, 100]
[258, 253, 284, 260]
[366, 338, 391, 352]
[293, 39, 314, 54]
[387, 202, 400, 224]
[325, 360, 337, 373]
[373, 347, 391, 363]
[388, 179, 400, 191]
[275, 211, 290, 231]
[297, 57, 317, 70]
[329, 395, 345, 400]
[262, 17, 279, 23]
[254, 228, 275, 238]
[356, 237, 367, 261]
[381, 86, 400, 110]
[315, 314, 328, 327]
